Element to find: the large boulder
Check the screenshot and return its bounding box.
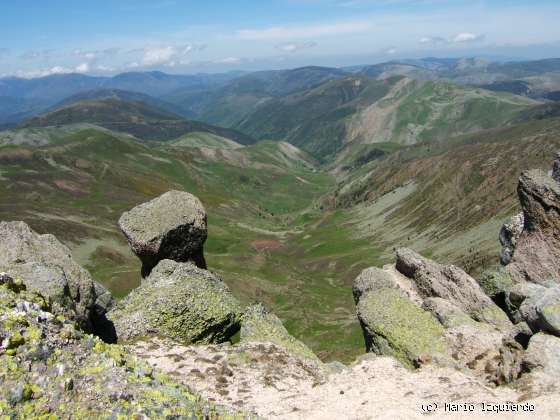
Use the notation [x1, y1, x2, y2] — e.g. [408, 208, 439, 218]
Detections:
[0, 221, 114, 340]
[395, 248, 510, 328]
[356, 287, 451, 368]
[118, 191, 208, 277]
[513, 284, 560, 337]
[503, 156, 560, 284]
[519, 333, 560, 395]
[240, 303, 320, 363]
[108, 260, 243, 345]
[352, 267, 399, 304]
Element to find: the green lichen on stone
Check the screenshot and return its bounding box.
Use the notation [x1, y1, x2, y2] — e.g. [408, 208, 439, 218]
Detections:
[240, 303, 320, 363]
[0, 274, 251, 419]
[357, 288, 449, 369]
[108, 260, 243, 345]
[478, 267, 514, 298]
[473, 304, 512, 330]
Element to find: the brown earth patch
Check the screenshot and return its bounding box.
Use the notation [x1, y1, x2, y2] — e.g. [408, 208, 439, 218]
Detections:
[0, 148, 34, 163]
[54, 179, 90, 196]
[250, 239, 283, 252]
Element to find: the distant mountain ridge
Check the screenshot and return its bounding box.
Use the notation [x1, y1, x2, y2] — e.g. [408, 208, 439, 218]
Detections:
[20, 97, 256, 144]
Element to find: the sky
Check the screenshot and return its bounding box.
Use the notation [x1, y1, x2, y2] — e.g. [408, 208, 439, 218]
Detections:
[0, 0, 559, 78]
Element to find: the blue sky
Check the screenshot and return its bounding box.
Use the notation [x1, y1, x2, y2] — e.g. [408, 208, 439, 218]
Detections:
[1, 0, 559, 77]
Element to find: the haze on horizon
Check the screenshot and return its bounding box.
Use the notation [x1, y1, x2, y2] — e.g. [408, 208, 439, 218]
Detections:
[1, 0, 559, 78]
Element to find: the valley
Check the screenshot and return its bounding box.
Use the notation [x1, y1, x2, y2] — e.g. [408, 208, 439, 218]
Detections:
[2, 59, 560, 362]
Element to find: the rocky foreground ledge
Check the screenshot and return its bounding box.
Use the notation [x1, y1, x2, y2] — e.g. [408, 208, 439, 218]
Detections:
[1, 157, 560, 418]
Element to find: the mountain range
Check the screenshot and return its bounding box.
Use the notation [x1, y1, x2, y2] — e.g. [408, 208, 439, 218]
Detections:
[2, 56, 560, 361]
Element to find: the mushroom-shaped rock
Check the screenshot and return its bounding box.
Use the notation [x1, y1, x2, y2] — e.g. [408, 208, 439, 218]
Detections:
[395, 248, 510, 328]
[107, 260, 243, 345]
[119, 191, 208, 276]
[240, 303, 320, 363]
[0, 221, 114, 340]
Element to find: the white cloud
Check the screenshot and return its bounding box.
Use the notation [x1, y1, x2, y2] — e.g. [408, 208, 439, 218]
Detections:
[419, 36, 447, 44]
[75, 62, 89, 73]
[19, 50, 55, 60]
[213, 57, 241, 64]
[452, 32, 485, 43]
[385, 47, 397, 55]
[140, 44, 203, 66]
[238, 21, 372, 41]
[95, 65, 114, 72]
[276, 41, 317, 53]
[71, 48, 120, 62]
[14, 65, 71, 78]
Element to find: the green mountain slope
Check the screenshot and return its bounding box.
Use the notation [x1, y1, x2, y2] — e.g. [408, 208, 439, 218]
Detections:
[332, 116, 560, 274]
[0, 125, 367, 361]
[20, 98, 256, 144]
[163, 66, 348, 127]
[235, 75, 538, 160]
[54, 88, 195, 119]
[234, 76, 401, 160]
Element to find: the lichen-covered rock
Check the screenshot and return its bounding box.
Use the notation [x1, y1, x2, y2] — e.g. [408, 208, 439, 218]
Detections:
[0, 221, 114, 339]
[352, 267, 398, 304]
[504, 161, 560, 284]
[422, 297, 524, 384]
[119, 190, 208, 276]
[523, 333, 560, 376]
[478, 267, 514, 300]
[356, 288, 450, 368]
[519, 333, 560, 395]
[108, 260, 243, 345]
[422, 297, 477, 329]
[240, 304, 320, 363]
[395, 248, 511, 328]
[517, 284, 560, 337]
[499, 213, 525, 265]
[0, 274, 246, 419]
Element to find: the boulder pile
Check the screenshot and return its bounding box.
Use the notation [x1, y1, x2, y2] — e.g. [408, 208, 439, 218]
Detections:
[354, 250, 523, 383]
[354, 154, 560, 394]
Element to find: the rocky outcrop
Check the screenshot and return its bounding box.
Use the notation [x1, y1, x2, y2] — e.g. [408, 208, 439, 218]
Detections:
[108, 260, 243, 345]
[0, 271, 244, 418]
[518, 333, 560, 396]
[501, 282, 560, 337]
[241, 303, 321, 364]
[0, 221, 114, 341]
[499, 213, 524, 265]
[395, 248, 511, 328]
[501, 156, 560, 284]
[356, 287, 450, 368]
[355, 249, 526, 384]
[118, 191, 208, 276]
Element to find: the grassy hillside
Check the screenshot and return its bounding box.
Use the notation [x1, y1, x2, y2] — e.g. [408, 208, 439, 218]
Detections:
[163, 66, 348, 127]
[20, 98, 256, 144]
[0, 125, 370, 361]
[54, 88, 195, 119]
[235, 76, 538, 160]
[234, 76, 401, 160]
[332, 116, 560, 274]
